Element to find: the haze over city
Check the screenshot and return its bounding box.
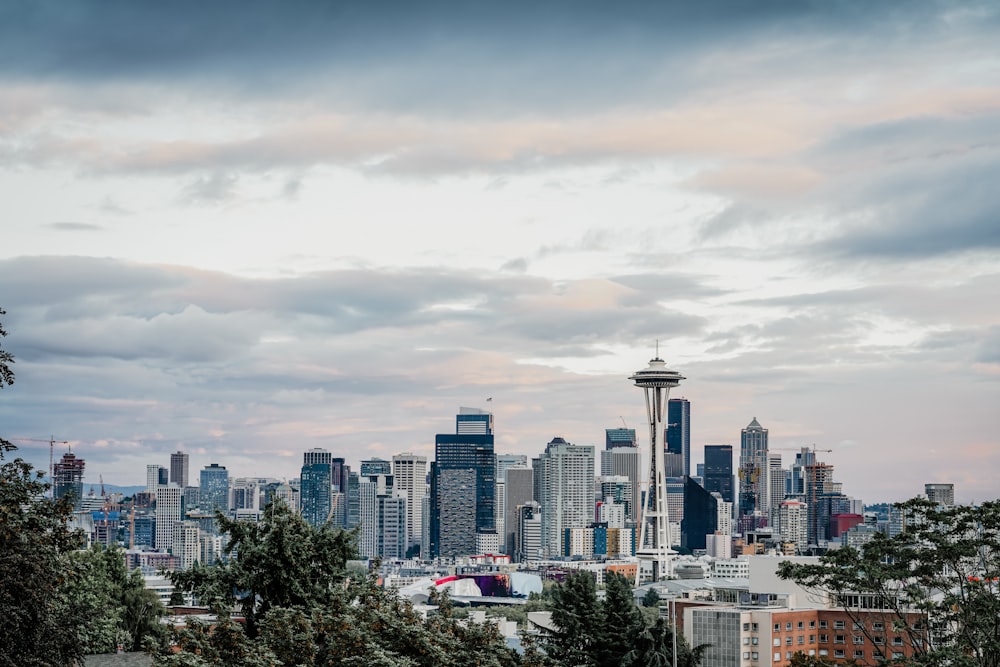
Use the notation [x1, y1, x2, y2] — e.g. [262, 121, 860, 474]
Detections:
[1, 1, 998, 503]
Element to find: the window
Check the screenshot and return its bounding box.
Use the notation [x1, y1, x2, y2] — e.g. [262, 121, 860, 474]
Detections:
[873, 622, 884, 631]
[798, 636, 805, 645]
[752, 623, 759, 632]
[744, 638, 750, 645]
[774, 654, 781, 663]
[809, 635, 815, 643]
[752, 637, 759, 646]
[743, 652, 750, 660]
[798, 621, 805, 629]
[786, 622, 793, 631]
[854, 636, 865, 645]
[854, 650, 865, 659]
[892, 652, 904, 660]
[744, 623, 750, 631]
[808, 650, 816, 657]
[773, 639, 781, 647]
[774, 624, 780, 632]
[809, 621, 816, 629]
[834, 650, 845, 658]
[820, 620, 828, 629]
[819, 634, 828, 643]
[786, 637, 793, 646]
[892, 637, 903, 646]
[819, 649, 829, 657]
[873, 636, 885, 645]
[786, 652, 792, 660]
[835, 635, 846, 644]
[752, 652, 759, 660]
[834, 621, 846, 630]
[854, 622, 864, 631]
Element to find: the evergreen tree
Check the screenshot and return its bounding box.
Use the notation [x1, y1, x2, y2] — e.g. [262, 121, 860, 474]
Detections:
[596, 571, 645, 667]
[543, 571, 602, 667]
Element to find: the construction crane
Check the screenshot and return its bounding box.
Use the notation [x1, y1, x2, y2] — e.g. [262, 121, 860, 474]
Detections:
[10, 436, 70, 497]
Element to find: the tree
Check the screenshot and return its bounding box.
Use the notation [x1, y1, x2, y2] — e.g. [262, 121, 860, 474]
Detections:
[0, 309, 88, 666]
[642, 586, 662, 607]
[162, 501, 519, 667]
[779, 497, 1000, 667]
[596, 572, 645, 667]
[542, 571, 602, 667]
[624, 617, 709, 667]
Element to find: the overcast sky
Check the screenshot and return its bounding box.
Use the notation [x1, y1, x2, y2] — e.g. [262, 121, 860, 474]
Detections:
[1, 0, 998, 503]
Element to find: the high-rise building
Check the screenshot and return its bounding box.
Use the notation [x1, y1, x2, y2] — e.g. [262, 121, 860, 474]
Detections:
[199, 464, 229, 514]
[53, 450, 85, 509]
[703, 445, 734, 505]
[925, 483, 955, 507]
[768, 454, 785, 528]
[155, 485, 182, 550]
[605, 428, 637, 449]
[495, 453, 528, 482]
[738, 417, 769, 534]
[504, 467, 533, 557]
[429, 408, 495, 558]
[170, 451, 189, 489]
[392, 453, 428, 550]
[680, 476, 717, 552]
[601, 445, 641, 525]
[516, 501, 543, 562]
[631, 356, 685, 582]
[331, 457, 350, 496]
[171, 520, 200, 569]
[361, 458, 392, 477]
[456, 406, 493, 434]
[778, 499, 808, 549]
[158, 467, 168, 487]
[666, 398, 691, 477]
[301, 459, 332, 528]
[536, 437, 594, 557]
[377, 495, 408, 559]
[146, 464, 161, 494]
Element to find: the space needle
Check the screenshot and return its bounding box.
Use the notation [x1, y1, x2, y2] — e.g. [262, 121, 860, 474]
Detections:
[630, 351, 685, 583]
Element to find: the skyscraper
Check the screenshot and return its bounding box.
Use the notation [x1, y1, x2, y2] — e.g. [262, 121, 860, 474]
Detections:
[605, 428, 637, 449]
[53, 450, 85, 509]
[170, 451, 189, 489]
[392, 453, 428, 550]
[630, 355, 685, 582]
[925, 483, 955, 507]
[703, 444, 734, 504]
[301, 457, 332, 528]
[738, 417, 769, 534]
[146, 464, 161, 494]
[199, 463, 229, 514]
[155, 485, 182, 550]
[536, 437, 594, 557]
[601, 444, 641, 525]
[495, 453, 528, 482]
[504, 467, 533, 557]
[429, 408, 495, 558]
[666, 398, 691, 477]
[680, 476, 717, 551]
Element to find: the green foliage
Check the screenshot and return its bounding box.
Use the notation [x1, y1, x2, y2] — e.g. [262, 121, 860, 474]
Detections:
[597, 572, 645, 667]
[543, 571, 602, 666]
[161, 501, 519, 667]
[779, 497, 1000, 667]
[642, 586, 662, 607]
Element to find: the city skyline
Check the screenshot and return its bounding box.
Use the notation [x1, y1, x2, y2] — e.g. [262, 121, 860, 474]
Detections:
[0, 1, 997, 503]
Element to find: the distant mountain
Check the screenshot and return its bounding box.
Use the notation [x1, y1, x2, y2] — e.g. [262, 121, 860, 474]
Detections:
[81, 484, 146, 497]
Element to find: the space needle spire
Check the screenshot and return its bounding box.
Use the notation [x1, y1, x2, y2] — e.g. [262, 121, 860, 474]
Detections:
[630, 352, 685, 583]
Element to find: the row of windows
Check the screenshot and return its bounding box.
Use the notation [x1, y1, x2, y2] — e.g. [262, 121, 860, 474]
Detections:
[771, 619, 921, 633]
[773, 650, 906, 662]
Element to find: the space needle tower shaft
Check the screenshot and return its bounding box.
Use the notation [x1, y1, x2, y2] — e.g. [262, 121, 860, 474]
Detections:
[630, 354, 685, 583]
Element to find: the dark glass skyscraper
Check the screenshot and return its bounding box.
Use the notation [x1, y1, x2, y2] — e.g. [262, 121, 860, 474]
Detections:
[301, 460, 332, 528]
[703, 444, 734, 504]
[429, 408, 495, 558]
[666, 398, 690, 477]
[199, 463, 229, 514]
[680, 476, 717, 551]
[605, 428, 637, 449]
[53, 451, 85, 509]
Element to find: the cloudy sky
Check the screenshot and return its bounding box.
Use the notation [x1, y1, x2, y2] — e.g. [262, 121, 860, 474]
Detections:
[1, 0, 998, 503]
